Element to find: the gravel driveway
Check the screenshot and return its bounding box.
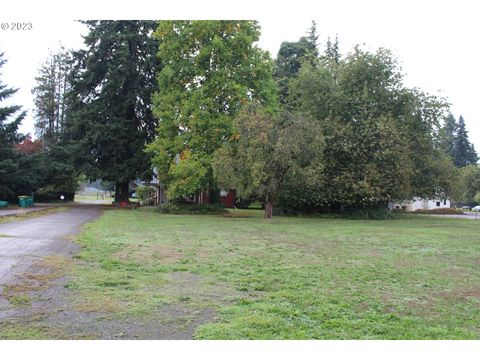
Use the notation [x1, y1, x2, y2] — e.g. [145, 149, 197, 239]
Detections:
[0, 206, 101, 287]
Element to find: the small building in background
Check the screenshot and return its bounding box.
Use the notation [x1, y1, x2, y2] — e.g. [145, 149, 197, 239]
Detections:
[388, 198, 450, 212]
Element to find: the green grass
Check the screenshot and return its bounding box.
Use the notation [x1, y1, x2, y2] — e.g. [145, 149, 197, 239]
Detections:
[63, 209, 480, 339]
[0, 324, 61, 340]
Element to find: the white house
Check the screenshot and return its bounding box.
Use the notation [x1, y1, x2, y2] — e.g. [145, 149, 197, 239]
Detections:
[388, 198, 450, 212]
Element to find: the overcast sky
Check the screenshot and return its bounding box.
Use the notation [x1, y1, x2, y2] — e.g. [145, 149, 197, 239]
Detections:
[1, 0, 478, 150]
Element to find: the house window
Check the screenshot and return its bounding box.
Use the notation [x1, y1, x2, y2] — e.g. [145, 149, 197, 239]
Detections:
[395, 206, 400, 209]
[436, 201, 441, 207]
[220, 190, 228, 197]
[444, 199, 447, 205]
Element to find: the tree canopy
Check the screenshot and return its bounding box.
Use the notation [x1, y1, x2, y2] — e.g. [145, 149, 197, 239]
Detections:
[147, 20, 278, 200]
[213, 104, 323, 218]
[277, 46, 454, 212]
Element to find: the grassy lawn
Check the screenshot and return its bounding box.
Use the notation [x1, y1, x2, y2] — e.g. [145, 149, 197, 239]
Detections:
[56, 208, 480, 339]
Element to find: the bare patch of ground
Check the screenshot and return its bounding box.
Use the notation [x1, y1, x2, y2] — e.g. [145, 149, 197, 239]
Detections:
[1, 260, 231, 339]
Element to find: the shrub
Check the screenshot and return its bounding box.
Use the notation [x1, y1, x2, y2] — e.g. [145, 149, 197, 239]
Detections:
[34, 188, 75, 202]
[135, 185, 156, 205]
[155, 203, 227, 215]
[413, 208, 465, 215]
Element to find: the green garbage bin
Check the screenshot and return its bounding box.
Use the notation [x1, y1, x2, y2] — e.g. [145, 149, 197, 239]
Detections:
[18, 196, 29, 208]
[0, 200, 8, 208]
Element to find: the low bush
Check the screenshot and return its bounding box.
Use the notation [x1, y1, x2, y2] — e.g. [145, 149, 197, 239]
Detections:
[155, 203, 227, 215]
[135, 185, 156, 206]
[34, 189, 75, 202]
[413, 208, 465, 215]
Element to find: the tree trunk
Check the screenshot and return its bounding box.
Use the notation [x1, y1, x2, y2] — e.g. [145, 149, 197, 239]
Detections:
[264, 201, 273, 219]
[115, 181, 130, 203]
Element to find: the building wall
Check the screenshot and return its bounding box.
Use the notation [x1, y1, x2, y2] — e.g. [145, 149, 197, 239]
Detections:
[388, 198, 451, 211]
[219, 189, 236, 208]
[200, 189, 236, 208]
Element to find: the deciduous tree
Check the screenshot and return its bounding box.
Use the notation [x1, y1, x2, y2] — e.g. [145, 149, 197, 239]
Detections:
[213, 105, 323, 218]
[147, 21, 277, 201]
[286, 47, 451, 211]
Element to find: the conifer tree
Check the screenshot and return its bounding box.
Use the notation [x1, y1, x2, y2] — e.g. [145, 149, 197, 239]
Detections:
[0, 52, 26, 199]
[65, 21, 161, 203]
[453, 115, 478, 167]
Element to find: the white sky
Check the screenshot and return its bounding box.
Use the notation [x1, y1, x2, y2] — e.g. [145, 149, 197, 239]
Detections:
[1, 0, 479, 151]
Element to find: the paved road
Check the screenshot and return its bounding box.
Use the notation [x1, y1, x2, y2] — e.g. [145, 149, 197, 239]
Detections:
[0, 206, 102, 287]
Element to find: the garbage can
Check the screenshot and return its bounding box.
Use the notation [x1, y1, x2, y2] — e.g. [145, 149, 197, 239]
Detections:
[18, 196, 30, 208]
[0, 200, 8, 208]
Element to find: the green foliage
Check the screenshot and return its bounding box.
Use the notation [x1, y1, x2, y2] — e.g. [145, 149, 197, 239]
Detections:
[147, 21, 278, 200]
[438, 113, 457, 160]
[0, 52, 27, 200]
[135, 185, 156, 205]
[32, 48, 70, 148]
[439, 114, 478, 167]
[34, 186, 75, 202]
[155, 203, 227, 215]
[274, 22, 319, 105]
[213, 105, 323, 217]
[65, 21, 161, 202]
[474, 192, 480, 205]
[453, 116, 478, 167]
[281, 46, 452, 211]
[166, 152, 209, 199]
[455, 165, 480, 203]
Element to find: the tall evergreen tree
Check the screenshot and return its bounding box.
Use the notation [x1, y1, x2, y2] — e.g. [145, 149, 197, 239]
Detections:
[307, 21, 319, 59]
[439, 113, 457, 159]
[65, 21, 161, 203]
[147, 20, 278, 200]
[274, 23, 319, 105]
[325, 35, 340, 64]
[0, 52, 27, 199]
[453, 115, 478, 167]
[32, 48, 71, 149]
